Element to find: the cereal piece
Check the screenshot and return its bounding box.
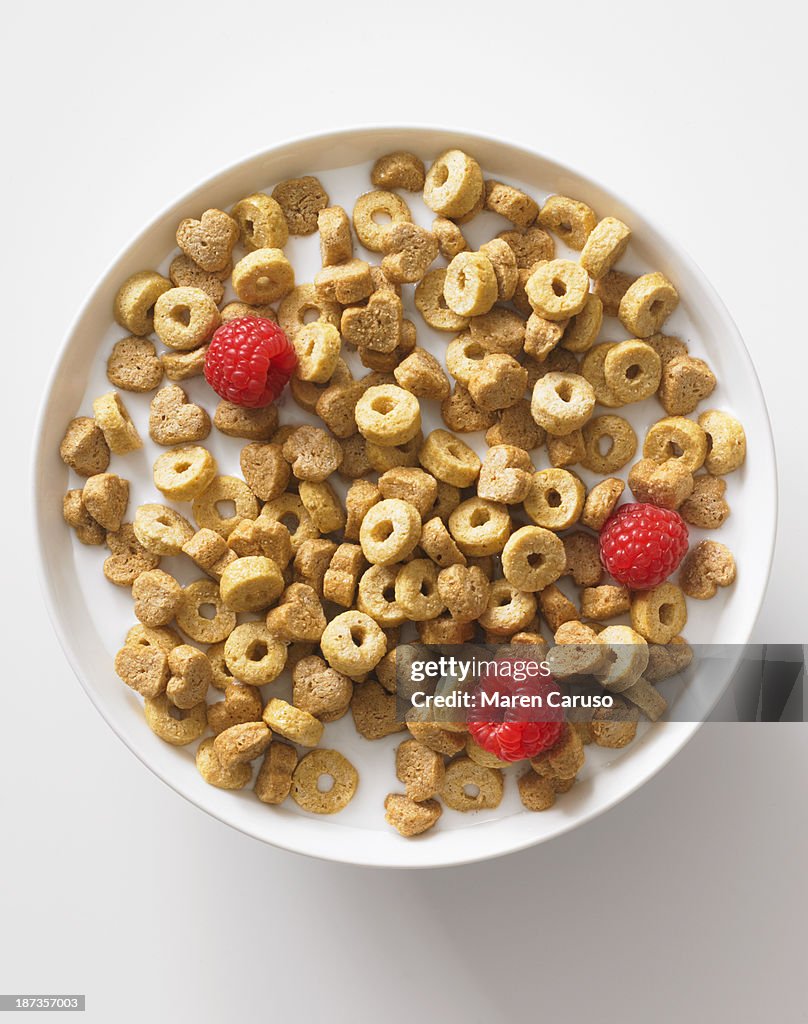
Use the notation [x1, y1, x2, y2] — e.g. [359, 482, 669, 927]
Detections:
[594, 269, 635, 318]
[160, 345, 208, 382]
[92, 392, 143, 454]
[531, 372, 595, 435]
[526, 259, 590, 322]
[538, 584, 578, 632]
[182, 528, 237, 580]
[144, 694, 207, 746]
[278, 284, 341, 340]
[292, 322, 341, 385]
[549, 620, 607, 676]
[343, 480, 380, 542]
[464, 735, 510, 770]
[538, 195, 597, 250]
[627, 458, 694, 510]
[518, 770, 557, 811]
[221, 302, 278, 323]
[255, 741, 298, 804]
[484, 179, 539, 228]
[371, 151, 426, 191]
[467, 354, 528, 413]
[205, 642, 235, 692]
[502, 525, 567, 591]
[214, 722, 271, 768]
[645, 333, 689, 371]
[153, 446, 217, 501]
[580, 585, 631, 620]
[414, 269, 469, 332]
[443, 252, 498, 317]
[322, 543, 366, 607]
[63, 489, 106, 545]
[166, 644, 213, 709]
[341, 290, 403, 354]
[427, 482, 461, 523]
[133, 503, 195, 556]
[103, 523, 160, 585]
[169, 254, 228, 303]
[279, 425, 342, 483]
[679, 474, 730, 529]
[603, 340, 662, 403]
[292, 749, 358, 813]
[381, 223, 438, 284]
[192, 475, 259, 538]
[644, 638, 694, 684]
[153, 287, 220, 351]
[296, 480, 344, 535]
[360, 499, 421, 565]
[395, 559, 445, 620]
[562, 531, 602, 587]
[357, 564, 407, 627]
[547, 429, 585, 468]
[432, 216, 467, 259]
[292, 656, 353, 724]
[698, 410, 747, 475]
[594, 625, 649, 692]
[113, 271, 172, 336]
[81, 473, 128, 532]
[581, 477, 625, 530]
[106, 337, 163, 393]
[499, 229, 554, 273]
[271, 176, 328, 235]
[355, 385, 421, 447]
[59, 417, 110, 477]
[317, 205, 353, 266]
[319, 611, 385, 679]
[132, 569, 182, 627]
[337, 435, 372, 479]
[416, 615, 476, 644]
[351, 679, 406, 739]
[265, 583, 327, 642]
[679, 540, 736, 600]
[437, 564, 489, 622]
[315, 257, 374, 304]
[176, 579, 236, 644]
[449, 498, 511, 557]
[293, 538, 338, 596]
[395, 739, 445, 802]
[446, 333, 488, 389]
[643, 417, 708, 473]
[561, 293, 603, 355]
[524, 468, 585, 530]
[114, 644, 169, 699]
[175, 207, 237, 272]
[591, 704, 639, 748]
[392, 347, 450, 401]
[231, 248, 295, 306]
[580, 343, 621, 408]
[618, 272, 679, 337]
[125, 624, 182, 653]
[384, 794, 442, 837]
[214, 401, 278, 441]
[259, 494, 320, 552]
[377, 467, 437, 520]
[441, 757, 503, 812]
[479, 238, 518, 301]
[580, 415, 637, 473]
[478, 580, 537, 636]
[622, 678, 668, 721]
[524, 313, 566, 361]
[477, 445, 533, 504]
[579, 216, 631, 278]
[223, 621, 286, 686]
[196, 738, 252, 790]
[352, 189, 411, 251]
[149, 385, 210, 447]
[237, 442, 288, 503]
[231, 192, 288, 251]
[219, 555, 284, 612]
[423, 150, 484, 219]
[658, 355, 716, 416]
[532, 725, 585, 782]
[441, 385, 496, 433]
[420, 516, 467, 569]
[631, 582, 687, 644]
[485, 401, 545, 450]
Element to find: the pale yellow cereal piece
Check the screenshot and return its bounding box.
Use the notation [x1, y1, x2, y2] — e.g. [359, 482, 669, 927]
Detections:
[92, 392, 143, 454]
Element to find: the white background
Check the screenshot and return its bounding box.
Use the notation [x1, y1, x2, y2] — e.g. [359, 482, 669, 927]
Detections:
[3, 1, 807, 1021]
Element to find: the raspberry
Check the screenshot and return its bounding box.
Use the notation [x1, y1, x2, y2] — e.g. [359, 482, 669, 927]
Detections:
[599, 502, 689, 590]
[468, 662, 565, 762]
[204, 316, 297, 408]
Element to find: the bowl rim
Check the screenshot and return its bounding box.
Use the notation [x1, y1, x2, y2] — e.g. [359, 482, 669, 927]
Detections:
[32, 123, 778, 868]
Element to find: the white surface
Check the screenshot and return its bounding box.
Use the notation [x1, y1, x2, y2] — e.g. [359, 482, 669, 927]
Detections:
[34, 126, 775, 867]
[3, 0, 807, 1019]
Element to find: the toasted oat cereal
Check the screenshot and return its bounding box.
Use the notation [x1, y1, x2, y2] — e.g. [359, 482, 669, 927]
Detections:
[594, 625, 649, 693]
[698, 410, 746, 475]
[104, 523, 160, 585]
[524, 313, 566, 361]
[468, 354, 528, 413]
[485, 401, 545, 450]
[561, 294, 603, 355]
[144, 694, 207, 746]
[478, 580, 538, 636]
[643, 416, 708, 473]
[483, 179, 538, 228]
[293, 322, 341, 384]
[680, 474, 730, 529]
[192, 475, 259, 538]
[125, 623, 182, 653]
[418, 516, 465, 569]
[81, 473, 128, 532]
[214, 401, 278, 441]
[539, 195, 597, 250]
[153, 446, 217, 501]
[60, 417, 111, 477]
[441, 757, 503, 812]
[219, 555, 284, 612]
[171, 253, 229, 303]
[580, 415, 637, 474]
[381, 222, 439, 285]
[132, 569, 182, 627]
[182, 528, 237, 580]
[414, 269, 469, 332]
[437, 564, 490, 622]
[562, 531, 602, 587]
[357, 564, 406, 627]
[371, 151, 426, 191]
[292, 749, 358, 813]
[580, 216, 631, 278]
[160, 345, 208, 382]
[63, 489, 106, 545]
[207, 682, 263, 734]
[432, 216, 467, 259]
[214, 722, 271, 768]
[271, 176, 328, 235]
[444, 251, 498, 317]
[477, 445, 533, 504]
[531, 372, 595, 435]
[355, 385, 421, 447]
[658, 356, 717, 415]
[114, 643, 169, 699]
[360, 499, 421, 566]
[223, 621, 286, 685]
[153, 287, 220, 351]
[278, 284, 341, 340]
[231, 248, 294, 305]
[176, 579, 236, 644]
[523, 468, 584, 531]
[502, 525, 567, 592]
[315, 257, 374, 304]
[231, 192, 288, 251]
[526, 259, 590, 321]
[395, 559, 445, 620]
[479, 238, 518, 301]
[321, 611, 386, 677]
[166, 643, 213, 709]
[92, 392, 143, 454]
[353, 190, 411, 251]
[619, 272, 679, 337]
[113, 270, 173, 336]
[631, 582, 687, 644]
[580, 585, 631, 620]
[603, 340, 662, 404]
[149, 385, 210, 447]
[581, 477, 625, 530]
[133, 503, 194, 556]
[196, 737, 252, 790]
[255, 741, 298, 805]
[628, 458, 694, 510]
[591, 703, 639, 748]
[679, 540, 736, 600]
[449, 497, 510, 557]
[538, 583, 578, 632]
[384, 794, 442, 837]
[423, 150, 484, 219]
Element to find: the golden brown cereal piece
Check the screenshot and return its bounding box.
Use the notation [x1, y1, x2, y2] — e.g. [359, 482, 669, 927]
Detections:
[524, 468, 585, 530]
[60, 417, 110, 477]
[175, 208, 237, 272]
[479, 238, 518, 301]
[645, 333, 689, 370]
[416, 614, 476, 645]
[539, 195, 597, 250]
[160, 345, 208, 382]
[278, 284, 341, 341]
[238, 442, 289, 502]
[271, 176, 328, 235]
[315, 257, 374, 304]
[221, 301, 278, 323]
[395, 739, 445, 802]
[371, 151, 426, 191]
[381, 223, 439, 285]
[680, 474, 730, 529]
[395, 559, 445, 620]
[263, 583, 324, 643]
[562, 531, 602, 587]
[360, 499, 421, 566]
[594, 269, 635, 318]
[385, 794, 442, 837]
[213, 400, 278, 441]
[549, 619, 607, 677]
[113, 271, 172, 336]
[153, 287, 220, 351]
[628, 458, 694, 510]
[679, 540, 737, 600]
[106, 337, 163, 393]
[591, 704, 639, 748]
[297, 480, 345, 535]
[145, 694, 207, 746]
[260, 493, 320, 552]
[581, 585, 631, 620]
[192, 475, 259, 538]
[500, 228, 555, 272]
[375, 648, 398, 693]
[468, 308, 525, 355]
[579, 343, 621, 408]
[414, 269, 469, 332]
[446, 331, 489, 386]
[631, 582, 687, 644]
[149, 385, 210, 447]
[581, 477, 625, 530]
[619, 272, 679, 337]
[341, 290, 403, 355]
[104, 523, 160, 585]
[206, 642, 235, 691]
[316, 205, 353, 266]
[322, 543, 365, 607]
[423, 149, 484, 218]
[344, 480, 381, 541]
[355, 385, 421, 446]
[429, 481, 462, 522]
[580, 216, 631, 278]
[518, 770, 557, 811]
[166, 643, 213, 709]
[538, 584, 578, 633]
[378, 467, 438, 519]
[338, 432, 371, 479]
[114, 643, 169, 699]
[526, 259, 590, 322]
[604, 340, 662, 404]
[432, 216, 467, 259]
[292, 656, 353, 724]
[357, 565, 406, 627]
[483, 179, 538, 228]
[420, 516, 467, 569]
[441, 385, 496, 433]
[562, 293, 603, 355]
[219, 555, 284, 612]
[441, 757, 503, 812]
[292, 749, 358, 813]
[231, 248, 294, 305]
[643, 638, 694, 684]
[546, 429, 585, 469]
[581, 415, 637, 474]
[593, 625, 649, 692]
[293, 322, 341, 385]
[531, 372, 595, 435]
[207, 682, 263, 734]
[92, 392, 143, 454]
[502, 526, 567, 592]
[524, 314, 566, 361]
[169, 254, 229, 304]
[280, 425, 342, 483]
[132, 569, 182, 627]
[698, 410, 746, 474]
[347, 680, 404, 740]
[176, 579, 236, 644]
[182, 527, 237, 580]
[449, 497, 511, 557]
[485, 401, 545, 450]
[352, 189, 412, 251]
[477, 445, 533, 504]
[125, 623, 182, 653]
[153, 446, 216, 501]
[644, 416, 708, 473]
[437, 564, 489, 622]
[622, 677, 668, 721]
[443, 251, 498, 317]
[196, 737, 252, 790]
[293, 538, 338, 596]
[321, 611, 386, 679]
[658, 355, 716, 416]
[393, 347, 451, 401]
[254, 741, 298, 804]
[532, 730, 585, 787]
[224, 621, 287, 685]
[478, 579, 537, 636]
[369, 431, 425, 475]
[63, 489, 105, 545]
[214, 721, 271, 768]
[406, 712, 467, 752]
[231, 192, 288, 251]
[133, 503, 194, 556]
[467, 354, 528, 413]
[81, 473, 128, 532]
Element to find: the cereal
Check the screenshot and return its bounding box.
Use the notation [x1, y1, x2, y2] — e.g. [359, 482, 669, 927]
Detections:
[219, 555, 284, 612]
[532, 725, 585, 782]
[531, 372, 595, 435]
[292, 322, 341, 385]
[580, 343, 621, 408]
[562, 294, 603, 354]
[271, 176, 328, 235]
[265, 583, 327, 642]
[321, 543, 365, 607]
[443, 252, 498, 317]
[419, 431, 481, 489]
[356, 564, 406, 627]
[132, 569, 182, 627]
[581, 477, 625, 530]
[524, 314, 566, 361]
[449, 498, 511, 556]
[518, 771, 557, 811]
[381, 223, 438, 284]
[622, 678, 668, 721]
[292, 749, 358, 813]
[292, 655, 353, 724]
[538, 584, 578, 632]
[144, 694, 207, 746]
[441, 757, 503, 812]
[260, 493, 320, 552]
[169, 254, 228, 302]
[580, 415, 637, 473]
[546, 429, 585, 468]
[92, 392, 143, 454]
[237, 442, 288, 503]
[60, 417, 110, 477]
[337, 435, 372, 479]
[321, 610, 386, 677]
[360, 498, 421, 565]
[231, 248, 294, 305]
[355, 385, 421, 446]
[658, 356, 717, 416]
[526, 259, 590, 322]
[643, 638, 694, 684]
[113, 271, 172, 336]
[643, 416, 708, 473]
[342, 480, 380, 542]
[205, 642, 235, 692]
[432, 216, 467, 259]
[524, 468, 585, 530]
[153, 287, 220, 351]
[278, 284, 341, 340]
[133, 503, 195, 556]
[385, 794, 442, 837]
[603, 340, 662, 404]
[594, 269, 635, 317]
[479, 238, 518, 301]
[377, 467, 437, 519]
[176, 208, 238, 272]
[437, 564, 489, 622]
[182, 528, 237, 580]
[580, 585, 631, 620]
[631, 580, 688, 644]
[484, 179, 539, 228]
[579, 216, 631, 278]
[538, 195, 597, 250]
[280, 425, 342, 482]
[353, 190, 411, 251]
[255, 741, 298, 804]
[231, 192, 288, 251]
[562, 531, 603, 587]
[317, 205, 353, 266]
[153, 446, 217, 501]
[468, 354, 528, 412]
[502, 525, 567, 591]
[125, 624, 182, 653]
[478, 580, 537, 636]
[341, 290, 403, 354]
[446, 332, 487, 388]
[478, 445, 534, 504]
[221, 302, 278, 323]
[416, 615, 476, 645]
[106, 337, 163, 393]
[103, 523, 160, 585]
[196, 738, 252, 790]
[166, 644, 213, 709]
[423, 150, 484, 219]
[594, 625, 649, 692]
[160, 346, 208, 382]
[679, 474, 730, 528]
[297, 480, 344, 535]
[352, 680, 406, 739]
[315, 257, 374, 303]
[414, 269, 469, 332]
[192, 475, 259, 538]
[81, 473, 128, 532]
[591, 703, 639, 748]
[114, 644, 169, 699]
[393, 347, 451, 401]
[214, 401, 278, 441]
[149, 385, 211, 447]
[419, 516, 466, 569]
[222, 621, 286, 685]
[679, 540, 736, 600]
[698, 410, 746, 474]
[394, 739, 444, 803]
[176, 579, 236, 644]
[63, 489, 105, 546]
[618, 272, 679, 337]
[628, 458, 694, 510]
[293, 538, 338, 595]
[214, 722, 271, 768]
[485, 401, 545, 450]
[394, 559, 444, 620]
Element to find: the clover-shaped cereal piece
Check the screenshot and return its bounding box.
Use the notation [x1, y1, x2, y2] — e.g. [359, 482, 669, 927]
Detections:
[698, 410, 747, 475]
[437, 564, 489, 622]
[643, 416, 708, 473]
[63, 489, 106, 545]
[271, 176, 328, 235]
[631, 582, 688, 644]
[80, 473, 128, 532]
[153, 287, 220, 351]
[152, 446, 217, 503]
[466, 354, 528, 414]
[114, 643, 169, 699]
[357, 565, 407, 627]
[317, 205, 353, 266]
[485, 401, 545, 451]
[371, 151, 426, 191]
[532, 724, 586, 783]
[176, 208, 238, 272]
[60, 417, 110, 477]
[449, 498, 511, 557]
[255, 741, 298, 805]
[103, 523, 160, 586]
[580, 584, 631, 621]
[280, 425, 342, 483]
[443, 251, 498, 317]
[658, 355, 717, 416]
[92, 392, 143, 455]
[423, 150, 484, 219]
[538, 195, 597, 249]
[219, 555, 284, 612]
[618, 272, 679, 337]
[384, 793, 442, 837]
[354, 385, 421, 447]
[432, 216, 467, 259]
[379, 222, 438, 285]
[441, 384, 496, 433]
[106, 337, 163, 393]
[231, 248, 294, 305]
[113, 271, 172, 336]
[531, 372, 595, 435]
[214, 721, 271, 769]
[182, 528, 237, 580]
[192, 475, 259, 539]
[144, 694, 207, 746]
[441, 757, 503, 812]
[526, 259, 590, 321]
[479, 238, 518, 301]
[352, 189, 412, 251]
[393, 348, 450, 401]
[132, 569, 182, 628]
[523, 468, 585, 530]
[477, 445, 533, 504]
[628, 458, 694, 510]
[538, 584, 578, 633]
[291, 749, 358, 813]
[169, 254, 229, 303]
[278, 284, 341, 340]
[581, 477, 625, 530]
[149, 385, 211, 447]
[237, 442, 288, 503]
[231, 192, 288, 251]
[679, 474, 730, 529]
[359, 498, 421, 566]
[679, 540, 736, 600]
[176, 578, 236, 644]
[265, 583, 327, 643]
[502, 525, 567, 592]
[414, 269, 469, 332]
[341, 290, 403, 355]
[196, 737, 252, 790]
[166, 644, 213, 709]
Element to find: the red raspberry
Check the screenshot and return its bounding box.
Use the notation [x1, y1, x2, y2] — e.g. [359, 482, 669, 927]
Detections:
[204, 316, 297, 408]
[599, 502, 689, 590]
[468, 662, 565, 762]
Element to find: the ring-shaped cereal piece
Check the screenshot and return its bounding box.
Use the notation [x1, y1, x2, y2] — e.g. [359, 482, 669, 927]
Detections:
[643, 417, 708, 473]
[394, 559, 446, 621]
[580, 217, 631, 279]
[630, 583, 688, 644]
[698, 410, 747, 475]
[352, 190, 412, 252]
[365, 433, 423, 473]
[448, 498, 511, 557]
[196, 737, 252, 790]
[355, 385, 422, 447]
[357, 565, 407, 627]
[618, 272, 679, 337]
[581, 415, 637, 473]
[538, 195, 598, 250]
[440, 756, 504, 811]
[219, 556, 285, 612]
[523, 468, 585, 530]
[133, 503, 195, 555]
[562, 293, 604, 353]
[418, 429, 480, 487]
[231, 248, 295, 304]
[224, 621, 287, 685]
[192, 475, 260, 538]
[231, 193, 289, 251]
[414, 270, 469, 332]
[278, 284, 341, 340]
[320, 610, 387, 676]
[443, 252, 498, 317]
[144, 694, 207, 746]
[594, 625, 649, 693]
[580, 343, 622, 408]
[603, 340, 662, 404]
[530, 372, 596, 435]
[526, 259, 590, 321]
[423, 150, 484, 219]
[293, 322, 341, 383]
[153, 446, 217, 501]
[360, 498, 421, 565]
[154, 287, 220, 351]
[114, 271, 172, 336]
[501, 525, 567, 592]
[446, 332, 488, 386]
[260, 494, 321, 552]
[176, 579, 237, 644]
[291, 749, 359, 814]
[478, 579, 537, 636]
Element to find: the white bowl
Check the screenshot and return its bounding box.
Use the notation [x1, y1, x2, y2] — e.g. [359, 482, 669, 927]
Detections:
[33, 126, 776, 868]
